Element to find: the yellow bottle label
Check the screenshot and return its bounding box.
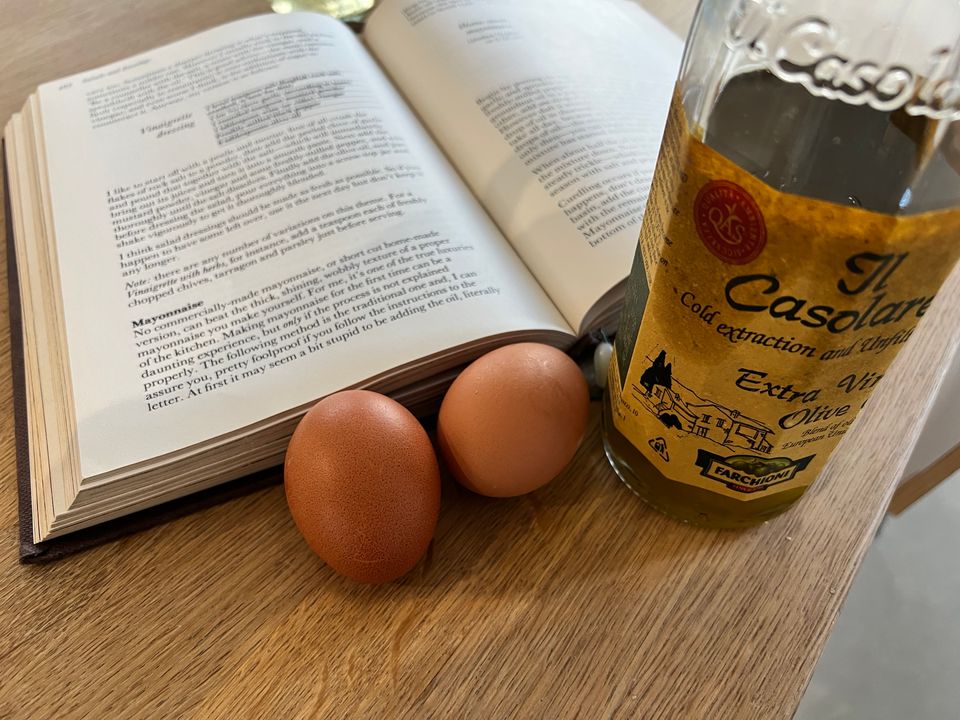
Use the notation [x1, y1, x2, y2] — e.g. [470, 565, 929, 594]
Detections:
[609, 92, 960, 500]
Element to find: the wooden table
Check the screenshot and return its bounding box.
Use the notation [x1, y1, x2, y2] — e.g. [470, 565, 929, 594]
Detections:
[1, 1, 958, 718]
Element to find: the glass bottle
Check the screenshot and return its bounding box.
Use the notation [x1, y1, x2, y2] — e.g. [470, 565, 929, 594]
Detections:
[271, 0, 377, 21]
[604, 0, 960, 528]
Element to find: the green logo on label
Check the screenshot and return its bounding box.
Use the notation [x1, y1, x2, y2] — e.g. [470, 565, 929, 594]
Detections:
[694, 451, 815, 494]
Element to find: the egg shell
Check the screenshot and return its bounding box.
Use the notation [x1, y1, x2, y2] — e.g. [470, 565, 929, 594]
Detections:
[437, 343, 590, 497]
[284, 390, 440, 584]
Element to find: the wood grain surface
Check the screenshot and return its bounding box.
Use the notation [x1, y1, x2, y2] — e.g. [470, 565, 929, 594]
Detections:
[1, 1, 958, 718]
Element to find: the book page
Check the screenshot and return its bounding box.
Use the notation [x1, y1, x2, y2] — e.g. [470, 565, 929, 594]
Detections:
[365, 0, 682, 332]
[37, 12, 570, 479]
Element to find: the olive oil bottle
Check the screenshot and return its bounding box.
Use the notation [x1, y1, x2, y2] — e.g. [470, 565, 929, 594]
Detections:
[604, 0, 960, 527]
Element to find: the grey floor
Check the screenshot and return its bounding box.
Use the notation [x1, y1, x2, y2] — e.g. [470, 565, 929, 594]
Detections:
[794, 474, 960, 720]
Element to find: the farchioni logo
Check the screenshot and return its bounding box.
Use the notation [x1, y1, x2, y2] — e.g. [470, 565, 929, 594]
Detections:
[694, 450, 815, 493]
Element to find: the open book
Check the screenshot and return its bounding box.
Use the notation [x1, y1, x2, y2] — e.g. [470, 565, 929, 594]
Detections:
[4, 0, 680, 545]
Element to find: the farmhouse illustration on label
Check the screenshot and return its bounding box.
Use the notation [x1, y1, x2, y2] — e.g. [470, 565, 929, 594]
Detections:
[633, 350, 774, 455]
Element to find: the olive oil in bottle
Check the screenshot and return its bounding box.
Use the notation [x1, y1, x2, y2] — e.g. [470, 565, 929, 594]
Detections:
[603, 0, 960, 527]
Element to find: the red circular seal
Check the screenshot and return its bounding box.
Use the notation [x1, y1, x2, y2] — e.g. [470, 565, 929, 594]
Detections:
[693, 180, 767, 265]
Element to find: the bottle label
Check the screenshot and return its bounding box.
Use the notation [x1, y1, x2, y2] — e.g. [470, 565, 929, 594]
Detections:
[609, 91, 960, 500]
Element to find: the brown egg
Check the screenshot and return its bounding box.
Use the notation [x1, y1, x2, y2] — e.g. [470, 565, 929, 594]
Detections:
[284, 390, 440, 584]
[438, 343, 590, 497]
